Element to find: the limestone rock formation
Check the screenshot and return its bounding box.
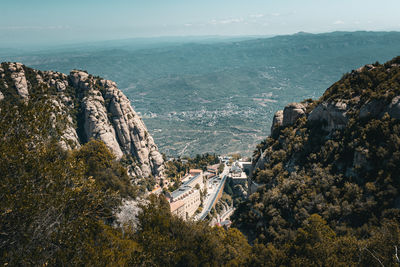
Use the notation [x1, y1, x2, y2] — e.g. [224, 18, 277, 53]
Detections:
[0, 62, 164, 179]
[308, 101, 348, 131]
[253, 58, 400, 188]
[282, 102, 306, 126]
[256, 95, 400, 178]
[359, 99, 386, 119]
[271, 110, 283, 132]
[253, 149, 269, 173]
[388, 96, 400, 119]
[270, 103, 305, 132]
[8, 63, 29, 99]
[358, 96, 400, 120]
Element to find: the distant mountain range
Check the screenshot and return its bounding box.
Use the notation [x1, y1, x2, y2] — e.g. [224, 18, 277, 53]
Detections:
[2, 31, 400, 156]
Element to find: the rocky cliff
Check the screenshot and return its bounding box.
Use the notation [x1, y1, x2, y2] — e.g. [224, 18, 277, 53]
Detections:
[261, 58, 400, 172]
[0, 62, 164, 179]
[235, 56, 400, 244]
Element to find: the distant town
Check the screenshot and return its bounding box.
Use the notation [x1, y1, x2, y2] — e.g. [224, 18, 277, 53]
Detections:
[148, 156, 255, 227]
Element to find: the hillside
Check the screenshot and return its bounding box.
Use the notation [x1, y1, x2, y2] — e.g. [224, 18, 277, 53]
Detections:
[3, 31, 400, 156]
[2, 57, 400, 265]
[232, 56, 400, 265]
[0, 62, 164, 182]
[0, 82, 253, 265]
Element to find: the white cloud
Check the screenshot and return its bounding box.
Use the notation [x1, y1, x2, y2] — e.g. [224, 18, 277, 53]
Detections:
[271, 13, 281, 17]
[250, 14, 264, 18]
[333, 20, 345, 25]
[221, 18, 244, 24]
[210, 19, 218, 25]
[210, 18, 244, 25]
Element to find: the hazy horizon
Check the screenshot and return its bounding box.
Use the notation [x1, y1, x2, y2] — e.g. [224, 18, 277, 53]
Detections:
[2, 30, 400, 53]
[1, 0, 400, 47]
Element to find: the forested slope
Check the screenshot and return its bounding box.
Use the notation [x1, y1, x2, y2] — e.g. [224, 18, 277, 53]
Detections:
[233, 56, 400, 266]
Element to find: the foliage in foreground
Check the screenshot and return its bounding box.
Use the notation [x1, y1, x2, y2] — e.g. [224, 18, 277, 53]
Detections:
[0, 99, 138, 265]
[0, 98, 251, 266]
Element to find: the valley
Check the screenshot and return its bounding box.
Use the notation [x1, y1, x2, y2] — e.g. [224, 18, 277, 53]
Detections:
[3, 0, 400, 264]
[3, 31, 400, 156]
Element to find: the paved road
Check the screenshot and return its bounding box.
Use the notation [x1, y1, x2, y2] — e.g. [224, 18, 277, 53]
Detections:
[197, 165, 229, 221]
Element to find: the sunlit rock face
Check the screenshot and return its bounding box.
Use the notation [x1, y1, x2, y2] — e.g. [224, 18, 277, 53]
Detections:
[0, 62, 164, 179]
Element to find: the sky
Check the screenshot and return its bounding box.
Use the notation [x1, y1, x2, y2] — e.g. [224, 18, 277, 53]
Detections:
[1, 0, 400, 47]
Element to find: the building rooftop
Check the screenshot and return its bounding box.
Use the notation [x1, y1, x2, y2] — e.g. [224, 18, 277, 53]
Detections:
[231, 165, 242, 173]
[182, 174, 201, 186]
[189, 169, 203, 175]
[181, 173, 192, 182]
[171, 185, 192, 200]
[207, 164, 220, 170]
[170, 200, 185, 212]
[231, 172, 247, 179]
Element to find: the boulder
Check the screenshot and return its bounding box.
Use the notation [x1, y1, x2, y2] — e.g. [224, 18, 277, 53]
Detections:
[282, 103, 306, 126]
[253, 149, 269, 174]
[388, 96, 400, 119]
[308, 101, 348, 131]
[69, 70, 89, 88]
[359, 99, 386, 119]
[9, 63, 29, 99]
[271, 110, 283, 132]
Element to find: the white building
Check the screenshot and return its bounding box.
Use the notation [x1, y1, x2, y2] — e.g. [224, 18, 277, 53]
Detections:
[169, 170, 206, 219]
[229, 162, 249, 185]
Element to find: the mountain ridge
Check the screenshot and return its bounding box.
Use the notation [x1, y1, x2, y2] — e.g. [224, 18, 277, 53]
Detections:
[0, 62, 164, 179]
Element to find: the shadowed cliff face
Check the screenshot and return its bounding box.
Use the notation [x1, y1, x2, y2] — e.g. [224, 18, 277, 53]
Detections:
[0, 62, 164, 179]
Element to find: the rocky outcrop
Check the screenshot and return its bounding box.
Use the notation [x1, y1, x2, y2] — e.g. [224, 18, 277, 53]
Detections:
[271, 110, 283, 132]
[70, 70, 164, 177]
[388, 96, 400, 119]
[257, 103, 305, 175]
[0, 62, 164, 179]
[254, 58, 400, 187]
[282, 103, 306, 126]
[270, 103, 305, 132]
[70, 70, 125, 159]
[359, 99, 386, 119]
[308, 96, 400, 131]
[253, 149, 269, 173]
[256, 95, 400, 179]
[308, 101, 348, 131]
[8, 63, 29, 99]
[358, 97, 400, 120]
